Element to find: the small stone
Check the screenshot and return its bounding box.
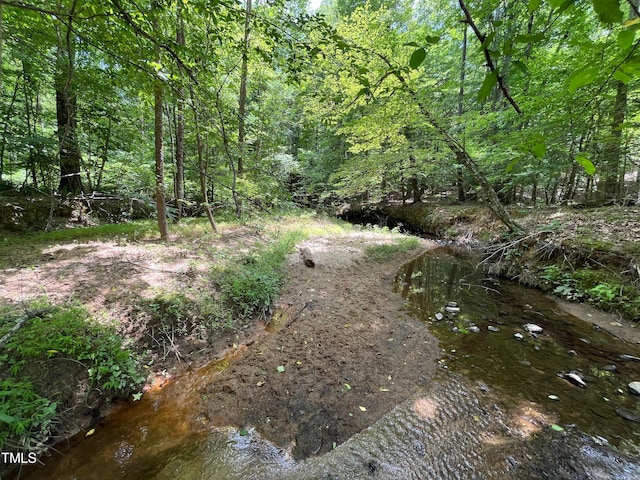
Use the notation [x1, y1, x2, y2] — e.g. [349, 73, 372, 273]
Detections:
[559, 372, 587, 388]
[447, 301, 458, 307]
[514, 333, 524, 341]
[548, 394, 559, 401]
[445, 306, 461, 313]
[488, 325, 500, 332]
[452, 327, 459, 333]
[628, 382, 640, 396]
[524, 323, 543, 334]
[434, 312, 444, 321]
[469, 326, 480, 333]
[602, 365, 618, 372]
[620, 355, 640, 362]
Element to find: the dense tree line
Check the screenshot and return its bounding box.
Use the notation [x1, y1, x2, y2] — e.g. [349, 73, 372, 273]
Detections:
[0, 0, 638, 235]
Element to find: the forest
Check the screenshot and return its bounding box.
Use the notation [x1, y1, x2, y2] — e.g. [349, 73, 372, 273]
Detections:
[1, 0, 640, 477]
[0, 0, 637, 231]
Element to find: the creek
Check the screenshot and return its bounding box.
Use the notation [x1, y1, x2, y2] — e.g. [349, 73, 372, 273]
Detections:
[14, 248, 640, 479]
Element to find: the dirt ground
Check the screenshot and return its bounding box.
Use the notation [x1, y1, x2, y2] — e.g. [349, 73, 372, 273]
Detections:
[199, 233, 440, 459]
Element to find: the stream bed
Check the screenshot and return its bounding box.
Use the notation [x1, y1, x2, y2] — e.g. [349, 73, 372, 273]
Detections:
[395, 247, 640, 454]
[13, 247, 640, 479]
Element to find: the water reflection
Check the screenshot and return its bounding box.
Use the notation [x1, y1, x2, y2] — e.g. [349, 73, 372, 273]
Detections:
[395, 247, 640, 454]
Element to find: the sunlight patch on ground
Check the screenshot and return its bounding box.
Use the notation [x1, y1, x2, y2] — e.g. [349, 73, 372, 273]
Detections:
[412, 396, 439, 420]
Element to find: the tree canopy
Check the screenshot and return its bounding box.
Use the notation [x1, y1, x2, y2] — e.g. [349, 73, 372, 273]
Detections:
[1, 0, 638, 234]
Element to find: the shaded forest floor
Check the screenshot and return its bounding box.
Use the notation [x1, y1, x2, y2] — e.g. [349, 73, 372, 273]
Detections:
[1, 200, 639, 475]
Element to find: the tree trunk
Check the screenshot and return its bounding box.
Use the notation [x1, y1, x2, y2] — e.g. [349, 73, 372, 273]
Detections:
[237, 0, 252, 177]
[153, 18, 169, 241]
[189, 86, 217, 233]
[174, 0, 186, 220]
[55, 20, 84, 195]
[456, 23, 467, 202]
[599, 79, 627, 203]
[95, 118, 111, 191]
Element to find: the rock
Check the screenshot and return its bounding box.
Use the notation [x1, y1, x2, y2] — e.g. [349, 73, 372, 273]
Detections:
[620, 355, 640, 362]
[445, 306, 461, 313]
[469, 325, 480, 333]
[602, 365, 618, 372]
[452, 327, 459, 333]
[616, 407, 640, 423]
[434, 312, 444, 321]
[488, 325, 500, 332]
[628, 382, 640, 396]
[447, 301, 458, 307]
[558, 372, 586, 388]
[548, 394, 559, 401]
[514, 333, 524, 341]
[524, 323, 543, 334]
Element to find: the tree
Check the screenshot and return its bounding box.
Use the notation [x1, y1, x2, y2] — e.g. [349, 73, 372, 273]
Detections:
[55, 2, 83, 194]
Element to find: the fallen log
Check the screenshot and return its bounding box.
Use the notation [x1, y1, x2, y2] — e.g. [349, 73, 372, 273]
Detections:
[300, 247, 315, 268]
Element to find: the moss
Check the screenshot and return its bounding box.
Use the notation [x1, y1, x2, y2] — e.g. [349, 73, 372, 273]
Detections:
[572, 236, 616, 252]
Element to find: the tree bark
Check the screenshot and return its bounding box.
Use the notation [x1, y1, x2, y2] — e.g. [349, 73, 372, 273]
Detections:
[174, 0, 186, 220]
[153, 12, 169, 241]
[237, 0, 252, 177]
[55, 16, 84, 195]
[599, 79, 627, 203]
[457, 23, 467, 202]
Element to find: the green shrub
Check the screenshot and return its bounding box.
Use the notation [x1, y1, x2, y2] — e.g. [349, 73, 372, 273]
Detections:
[6, 305, 145, 392]
[218, 231, 304, 317]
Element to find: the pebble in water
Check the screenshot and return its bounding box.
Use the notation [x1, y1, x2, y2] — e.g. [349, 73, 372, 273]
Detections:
[434, 312, 444, 321]
[487, 325, 500, 332]
[628, 382, 640, 396]
[514, 333, 524, 341]
[559, 372, 587, 389]
[524, 323, 543, 334]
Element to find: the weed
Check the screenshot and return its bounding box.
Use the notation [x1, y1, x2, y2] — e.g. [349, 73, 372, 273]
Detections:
[5, 305, 145, 392]
[217, 230, 306, 318]
[0, 377, 57, 453]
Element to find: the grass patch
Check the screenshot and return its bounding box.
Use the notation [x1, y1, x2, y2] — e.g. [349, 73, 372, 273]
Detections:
[217, 229, 307, 318]
[364, 237, 420, 261]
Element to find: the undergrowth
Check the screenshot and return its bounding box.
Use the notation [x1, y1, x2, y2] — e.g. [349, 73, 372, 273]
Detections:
[0, 301, 145, 453]
[217, 230, 307, 318]
[541, 265, 640, 320]
[364, 236, 420, 261]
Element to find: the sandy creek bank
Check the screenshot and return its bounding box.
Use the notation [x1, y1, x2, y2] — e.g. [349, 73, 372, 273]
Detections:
[11, 230, 640, 479]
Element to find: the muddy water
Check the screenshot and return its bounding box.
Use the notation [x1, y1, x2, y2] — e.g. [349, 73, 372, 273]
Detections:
[395, 247, 640, 454]
[15, 248, 640, 479]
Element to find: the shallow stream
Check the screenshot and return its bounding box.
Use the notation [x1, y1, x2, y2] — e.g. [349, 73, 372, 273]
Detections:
[14, 247, 640, 479]
[395, 247, 640, 453]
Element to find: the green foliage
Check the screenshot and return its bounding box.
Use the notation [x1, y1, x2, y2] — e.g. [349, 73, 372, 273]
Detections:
[0, 377, 57, 452]
[147, 290, 233, 334]
[5, 305, 145, 392]
[217, 231, 306, 317]
[541, 264, 640, 318]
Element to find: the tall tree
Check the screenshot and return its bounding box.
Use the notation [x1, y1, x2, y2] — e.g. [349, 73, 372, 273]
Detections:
[152, 5, 169, 240]
[237, 0, 252, 177]
[174, 0, 186, 220]
[55, 2, 83, 194]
